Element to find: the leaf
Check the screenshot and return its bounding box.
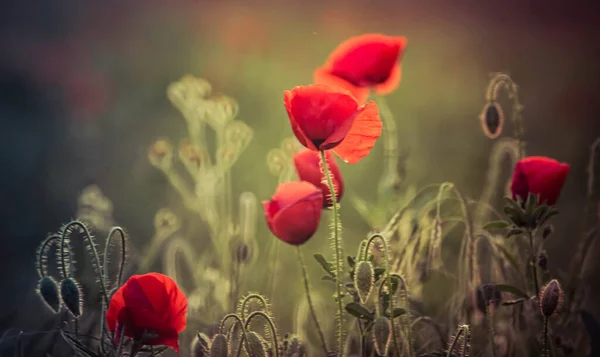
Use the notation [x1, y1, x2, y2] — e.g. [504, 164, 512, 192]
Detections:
[345, 302, 374, 320]
[314, 254, 335, 278]
[501, 298, 526, 306]
[503, 197, 524, 213]
[495, 284, 530, 299]
[525, 193, 539, 215]
[506, 228, 523, 238]
[322, 276, 336, 282]
[384, 307, 407, 318]
[538, 207, 560, 226]
[483, 220, 510, 230]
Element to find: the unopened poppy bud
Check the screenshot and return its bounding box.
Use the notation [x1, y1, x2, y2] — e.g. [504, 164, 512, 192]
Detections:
[246, 331, 267, 357]
[475, 283, 501, 314]
[372, 317, 391, 356]
[37, 276, 61, 313]
[209, 334, 228, 357]
[354, 261, 375, 304]
[326, 352, 338, 357]
[191, 333, 211, 357]
[538, 252, 548, 270]
[60, 278, 82, 317]
[539, 279, 563, 317]
[479, 101, 504, 139]
[542, 225, 554, 239]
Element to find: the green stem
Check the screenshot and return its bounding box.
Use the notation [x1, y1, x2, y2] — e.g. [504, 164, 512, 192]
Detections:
[365, 235, 404, 357]
[527, 229, 540, 296]
[320, 150, 345, 356]
[296, 247, 329, 354]
[486, 306, 497, 357]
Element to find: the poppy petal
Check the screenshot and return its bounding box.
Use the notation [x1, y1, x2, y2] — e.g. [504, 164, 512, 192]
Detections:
[271, 190, 323, 245]
[332, 101, 382, 164]
[373, 63, 402, 95]
[106, 286, 125, 332]
[284, 90, 316, 150]
[313, 67, 370, 104]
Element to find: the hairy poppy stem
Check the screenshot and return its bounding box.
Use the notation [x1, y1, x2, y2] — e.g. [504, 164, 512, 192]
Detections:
[543, 316, 549, 357]
[296, 247, 329, 354]
[319, 150, 345, 356]
[527, 229, 540, 296]
[486, 305, 497, 357]
[365, 234, 403, 357]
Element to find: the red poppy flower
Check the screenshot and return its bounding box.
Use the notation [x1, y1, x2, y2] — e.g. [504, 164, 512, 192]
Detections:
[262, 181, 323, 245]
[510, 156, 570, 206]
[293, 148, 343, 207]
[106, 273, 187, 353]
[283, 83, 382, 164]
[314, 33, 408, 104]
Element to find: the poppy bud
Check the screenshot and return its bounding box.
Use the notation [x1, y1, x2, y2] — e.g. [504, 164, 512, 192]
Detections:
[479, 101, 504, 139]
[542, 225, 554, 239]
[262, 182, 323, 245]
[475, 283, 501, 314]
[246, 331, 267, 357]
[37, 276, 61, 313]
[372, 317, 391, 356]
[293, 149, 344, 208]
[539, 279, 563, 317]
[510, 156, 570, 206]
[354, 261, 375, 304]
[209, 334, 228, 357]
[60, 278, 82, 317]
[191, 332, 211, 357]
[326, 352, 338, 357]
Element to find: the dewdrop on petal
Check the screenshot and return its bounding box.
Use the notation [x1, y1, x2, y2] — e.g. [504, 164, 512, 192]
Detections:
[539, 279, 563, 317]
[60, 278, 82, 317]
[354, 261, 375, 304]
[209, 334, 229, 357]
[246, 331, 267, 357]
[480, 101, 504, 139]
[37, 276, 61, 313]
[372, 317, 391, 356]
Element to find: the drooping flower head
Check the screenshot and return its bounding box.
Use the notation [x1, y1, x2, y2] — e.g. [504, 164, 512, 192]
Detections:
[314, 34, 408, 104]
[262, 181, 323, 245]
[106, 273, 188, 353]
[283, 83, 382, 164]
[510, 156, 570, 206]
[293, 148, 343, 207]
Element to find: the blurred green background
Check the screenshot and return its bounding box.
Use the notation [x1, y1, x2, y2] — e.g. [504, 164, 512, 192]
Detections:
[0, 0, 599, 355]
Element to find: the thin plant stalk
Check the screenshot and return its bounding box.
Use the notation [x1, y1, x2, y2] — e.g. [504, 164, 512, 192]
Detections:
[543, 317, 549, 357]
[527, 229, 540, 296]
[319, 150, 345, 356]
[296, 247, 329, 354]
[486, 305, 497, 357]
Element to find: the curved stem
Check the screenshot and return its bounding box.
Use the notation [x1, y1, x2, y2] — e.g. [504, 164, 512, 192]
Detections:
[36, 235, 60, 278]
[61, 221, 110, 306]
[244, 311, 280, 357]
[220, 314, 249, 357]
[103, 227, 127, 288]
[296, 247, 328, 354]
[527, 229, 540, 296]
[365, 234, 403, 357]
[320, 150, 345, 356]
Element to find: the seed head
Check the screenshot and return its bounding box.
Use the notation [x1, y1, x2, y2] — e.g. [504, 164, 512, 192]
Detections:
[37, 276, 61, 313]
[372, 317, 391, 356]
[60, 278, 82, 317]
[354, 261, 375, 304]
[539, 279, 563, 317]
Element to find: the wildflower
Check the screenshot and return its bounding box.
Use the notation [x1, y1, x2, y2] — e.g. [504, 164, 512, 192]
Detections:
[510, 156, 570, 206]
[106, 272, 188, 352]
[293, 148, 344, 207]
[314, 34, 407, 104]
[283, 83, 382, 164]
[262, 181, 323, 245]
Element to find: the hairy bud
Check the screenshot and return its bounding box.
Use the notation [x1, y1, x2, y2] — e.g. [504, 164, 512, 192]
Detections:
[372, 317, 391, 356]
[210, 334, 229, 357]
[479, 101, 504, 139]
[60, 278, 82, 317]
[246, 331, 267, 357]
[191, 332, 211, 357]
[539, 279, 563, 317]
[37, 276, 61, 313]
[475, 283, 501, 314]
[354, 261, 375, 304]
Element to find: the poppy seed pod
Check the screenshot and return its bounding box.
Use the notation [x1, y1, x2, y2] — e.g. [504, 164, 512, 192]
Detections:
[209, 334, 229, 357]
[314, 33, 408, 104]
[372, 317, 391, 356]
[262, 181, 323, 246]
[354, 261, 375, 304]
[510, 156, 570, 206]
[60, 278, 82, 317]
[479, 101, 504, 139]
[37, 276, 61, 313]
[283, 84, 382, 164]
[539, 279, 563, 317]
